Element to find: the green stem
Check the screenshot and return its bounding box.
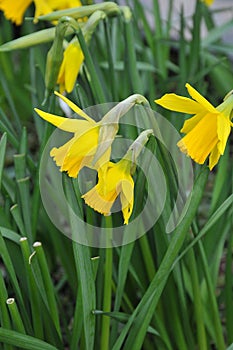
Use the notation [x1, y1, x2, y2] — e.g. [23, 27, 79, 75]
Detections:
[104, 19, 117, 100]
[196, 239, 225, 350]
[75, 25, 106, 103]
[0, 74, 22, 133]
[123, 13, 142, 94]
[186, 247, 207, 350]
[100, 216, 113, 350]
[153, 0, 167, 79]
[188, 1, 201, 78]
[33, 242, 61, 338]
[139, 231, 156, 282]
[16, 177, 33, 243]
[225, 222, 233, 344]
[20, 237, 44, 339]
[70, 285, 83, 350]
[10, 205, 25, 236]
[6, 299, 26, 334]
[0, 272, 13, 350]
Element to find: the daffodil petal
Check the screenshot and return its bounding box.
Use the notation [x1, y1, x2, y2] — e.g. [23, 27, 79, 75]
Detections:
[217, 113, 231, 155]
[177, 114, 218, 164]
[94, 148, 111, 176]
[34, 108, 90, 132]
[50, 137, 74, 167]
[34, 0, 82, 20]
[155, 94, 203, 114]
[65, 45, 84, 93]
[82, 185, 116, 215]
[82, 158, 134, 224]
[57, 56, 66, 94]
[185, 83, 217, 113]
[0, 0, 31, 25]
[120, 178, 134, 225]
[54, 92, 95, 124]
[34, 0, 52, 18]
[61, 126, 99, 177]
[209, 145, 221, 170]
[57, 42, 84, 94]
[181, 111, 206, 133]
[47, 0, 82, 9]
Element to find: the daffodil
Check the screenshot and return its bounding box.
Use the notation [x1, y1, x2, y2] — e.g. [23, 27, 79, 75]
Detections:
[155, 83, 233, 170]
[57, 39, 84, 93]
[82, 159, 134, 224]
[201, 0, 214, 6]
[56, 10, 106, 94]
[35, 92, 107, 178]
[35, 93, 149, 178]
[0, 0, 82, 25]
[82, 129, 153, 224]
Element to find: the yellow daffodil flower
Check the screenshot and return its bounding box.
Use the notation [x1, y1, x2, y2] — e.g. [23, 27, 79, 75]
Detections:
[35, 92, 108, 178]
[35, 93, 149, 178]
[82, 129, 153, 224]
[155, 83, 233, 170]
[55, 11, 105, 94]
[0, 0, 82, 25]
[82, 159, 134, 224]
[57, 40, 84, 93]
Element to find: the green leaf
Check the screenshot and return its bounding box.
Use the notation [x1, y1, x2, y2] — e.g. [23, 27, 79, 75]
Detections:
[0, 328, 58, 350]
[0, 226, 21, 243]
[113, 168, 209, 350]
[0, 133, 7, 190]
[63, 176, 96, 350]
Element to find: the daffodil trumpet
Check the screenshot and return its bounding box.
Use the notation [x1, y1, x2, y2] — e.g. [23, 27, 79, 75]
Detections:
[155, 83, 233, 170]
[82, 129, 153, 224]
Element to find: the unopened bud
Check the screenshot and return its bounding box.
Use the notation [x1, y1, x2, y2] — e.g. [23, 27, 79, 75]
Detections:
[44, 17, 71, 99]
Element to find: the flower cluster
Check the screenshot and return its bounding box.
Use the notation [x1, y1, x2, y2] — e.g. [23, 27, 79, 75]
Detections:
[2, 1, 232, 225]
[35, 93, 152, 224]
[35, 83, 233, 224]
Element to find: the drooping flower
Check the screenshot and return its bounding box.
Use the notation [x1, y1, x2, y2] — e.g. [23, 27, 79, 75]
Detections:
[155, 83, 233, 170]
[0, 0, 82, 25]
[35, 93, 149, 178]
[57, 40, 84, 93]
[83, 159, 134, 224]
[82, 129, 153, 224]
